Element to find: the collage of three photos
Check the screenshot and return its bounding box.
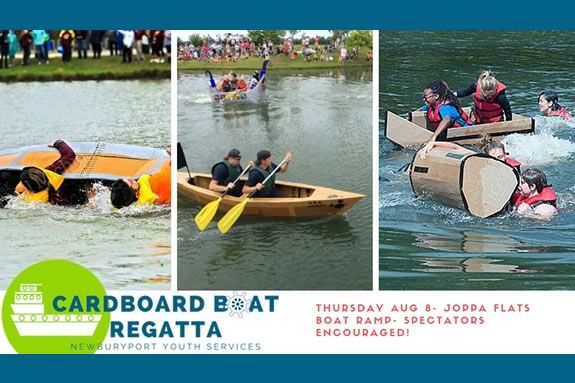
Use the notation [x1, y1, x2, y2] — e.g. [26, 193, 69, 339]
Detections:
[1, 30, 573, 293]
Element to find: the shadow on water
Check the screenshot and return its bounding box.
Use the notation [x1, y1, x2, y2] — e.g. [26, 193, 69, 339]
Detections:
[380, 31, 575, 290]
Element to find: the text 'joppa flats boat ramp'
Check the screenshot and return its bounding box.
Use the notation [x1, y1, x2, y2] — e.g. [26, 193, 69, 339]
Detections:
[178, 172, 365, 218]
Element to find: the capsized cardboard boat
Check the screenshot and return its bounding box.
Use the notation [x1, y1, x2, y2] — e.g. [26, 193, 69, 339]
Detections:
[409, 146, 519, 218]
[384, 109, 535, 148]
[0, 143, 170, 181]
[178, 172, 365, 217]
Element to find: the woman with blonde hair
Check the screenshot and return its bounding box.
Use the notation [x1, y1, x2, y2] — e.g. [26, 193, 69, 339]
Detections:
[454, 70, 512, 124]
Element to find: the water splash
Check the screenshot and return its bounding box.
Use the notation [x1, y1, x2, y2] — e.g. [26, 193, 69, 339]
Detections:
[503, 132, 575, 166]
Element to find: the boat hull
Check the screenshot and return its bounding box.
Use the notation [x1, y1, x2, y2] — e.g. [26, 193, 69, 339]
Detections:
[384, 110, 535, 148]
[211, 75, 267, 103]
[178, 172, 365, 218]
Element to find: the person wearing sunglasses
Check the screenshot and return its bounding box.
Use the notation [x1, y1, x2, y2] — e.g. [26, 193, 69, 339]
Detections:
[209, 148, 245, 197]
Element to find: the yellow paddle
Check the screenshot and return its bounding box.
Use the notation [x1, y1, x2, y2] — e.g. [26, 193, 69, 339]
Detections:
[217, 156, 290, 234]
[194, 162, 253, 231]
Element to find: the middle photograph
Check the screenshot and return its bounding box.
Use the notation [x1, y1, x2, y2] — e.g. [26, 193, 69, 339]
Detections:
[176, 30, 373, 290]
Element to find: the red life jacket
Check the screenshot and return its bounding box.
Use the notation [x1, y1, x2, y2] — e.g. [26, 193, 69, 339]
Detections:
[505, 157, 521, 172]
[513, 186, 557, 208]
[426, 99, 472, 129]
[473, 80, 507, 124]
[548, 107, 571, 121]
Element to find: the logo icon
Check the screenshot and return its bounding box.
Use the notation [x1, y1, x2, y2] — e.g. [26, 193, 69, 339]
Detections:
[2, 260, 110, 354]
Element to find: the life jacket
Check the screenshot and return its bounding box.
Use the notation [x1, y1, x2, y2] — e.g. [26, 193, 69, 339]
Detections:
[513, 186, 557, 209]
[15, 168, 64, 203]
[472, 80, 506, 124]
[426, 99, 472, 129]
[252, 165, 276, 197]
[548, 108, 571, 121]
[137, 164, 171, 206]
[505, 157, 521, 173]
[237, 79, 248, 91]
[211, 161, 242, 186]
[149, 163, 171, 205]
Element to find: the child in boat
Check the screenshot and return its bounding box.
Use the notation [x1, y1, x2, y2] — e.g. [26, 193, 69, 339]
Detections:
[512, 168, 558, 220]
[538, 91, 571, 120]
[216, 75, 232, 92]
[110, 149, 171, 209]
[420, 80, 472, 147]
[454, 71, 512, 124]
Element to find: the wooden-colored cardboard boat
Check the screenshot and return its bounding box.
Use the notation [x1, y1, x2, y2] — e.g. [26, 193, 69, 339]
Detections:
[409, 146, 519, 218]
[178, 172, 365, 217]
[384, 109, 535, 148]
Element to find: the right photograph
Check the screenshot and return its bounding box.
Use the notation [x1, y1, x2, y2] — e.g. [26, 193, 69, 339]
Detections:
[380, 31, 575, 290]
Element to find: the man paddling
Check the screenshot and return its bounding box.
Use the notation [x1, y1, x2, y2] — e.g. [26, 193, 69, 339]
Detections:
[209, 148, 245, 197]
[243, 150, 292, 197]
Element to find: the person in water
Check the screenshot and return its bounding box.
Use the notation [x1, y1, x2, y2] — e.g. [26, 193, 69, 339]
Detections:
[15, 140, 92, 206]
[209, 149, 245, 197]
[538, 91, 571, 121]
[454, 71, 512, 124]
[483, 141, 521, 173]
[512, 168, 558, 220]
[420, 80, 472, 146]
[243, 150, 292, 198]
[110, 149, 171, 209]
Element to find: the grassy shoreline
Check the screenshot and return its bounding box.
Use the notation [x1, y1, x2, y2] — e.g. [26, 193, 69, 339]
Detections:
[178, 54, 372, 72]
[0, 56, 170, 82]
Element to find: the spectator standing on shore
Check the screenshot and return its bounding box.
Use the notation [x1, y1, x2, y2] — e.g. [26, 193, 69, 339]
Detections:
[90, 30, 104, 58]
[75, 30, 88, 59]
[8, 31, 18, 63]
[115, 30, 124, 56]
[164, 31, 171, 63]
[142, 30, 150, 54]
[134, 30, 145, 62]
[58, 30, 75, 63]
[31, 30, 47, 64]
[19, 30, 33, 66]
[0, 31, 9, 69]
[107, 30, 117, 56]
[120, 30, 134, 64]
[151, 30, 165, 63]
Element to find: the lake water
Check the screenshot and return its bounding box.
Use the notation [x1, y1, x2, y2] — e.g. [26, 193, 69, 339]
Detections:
[0, 80, 171, 290]
[380, 31, 575, 290]
[178, 69, 372, 290]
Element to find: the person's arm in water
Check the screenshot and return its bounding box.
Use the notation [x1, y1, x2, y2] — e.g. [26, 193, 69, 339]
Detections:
[45, 140, 76, 175]
[419, 141, 463, 159]
[495, 91, 512, 121]
[516, 202, 557, 220]
[453, 83, 476, 98]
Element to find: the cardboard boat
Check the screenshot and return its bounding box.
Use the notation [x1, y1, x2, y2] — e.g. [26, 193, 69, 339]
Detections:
[0, 143, 170, 181]
[211, 74, 267, 103]
[178, 172, 365, 217]
[384, 110, 535, 148]
[409, 146, 518, 218]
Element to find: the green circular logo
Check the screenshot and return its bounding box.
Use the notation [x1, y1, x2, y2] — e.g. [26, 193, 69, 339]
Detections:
[2, 260, 110, 354]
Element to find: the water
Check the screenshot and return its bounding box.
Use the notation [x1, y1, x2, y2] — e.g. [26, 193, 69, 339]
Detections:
[178, 69, 372, 290]
[380, 31, 575, 290]
[0, 80, 171, 290]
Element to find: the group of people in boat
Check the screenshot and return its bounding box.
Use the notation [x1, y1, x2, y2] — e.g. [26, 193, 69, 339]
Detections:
[420, 71, 571, 145]
[0, 140, 171, 210]
[209, 148, 293, 198]
[214, 59, 269, 94]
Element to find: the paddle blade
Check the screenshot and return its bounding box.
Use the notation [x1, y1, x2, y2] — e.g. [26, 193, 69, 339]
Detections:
[194, 198, 221, 231]
[217, 199, 249, 234]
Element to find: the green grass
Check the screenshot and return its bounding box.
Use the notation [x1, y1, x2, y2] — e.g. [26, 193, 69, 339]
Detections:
[0, 56, 171, 82]
[178, 52, 373, 72]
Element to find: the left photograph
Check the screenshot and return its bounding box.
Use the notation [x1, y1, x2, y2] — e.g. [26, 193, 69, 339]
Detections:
[0, 29, 172, 289]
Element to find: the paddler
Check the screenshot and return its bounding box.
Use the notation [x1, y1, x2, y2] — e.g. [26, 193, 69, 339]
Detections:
[209, 148, 245, 197]
[242, 150, 292, 198]
[110, 148, 171, 209]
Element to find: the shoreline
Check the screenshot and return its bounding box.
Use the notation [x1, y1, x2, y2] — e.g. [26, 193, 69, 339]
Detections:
[0, 57, 170, 83]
